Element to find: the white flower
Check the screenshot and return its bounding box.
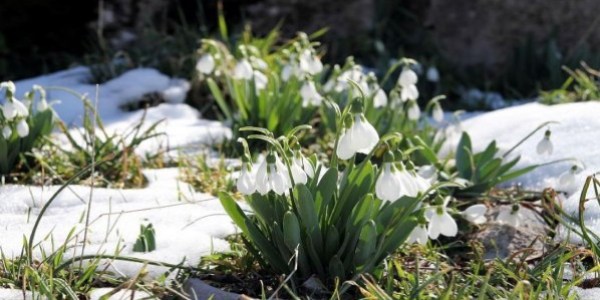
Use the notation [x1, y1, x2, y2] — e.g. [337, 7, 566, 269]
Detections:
[255, 154, 290, 195]
[2, 98, 29, 120]
[373, 89, 388, 108]
[398, 68, 419, 101]
[297, 156, 314, 178]
[250, 57, 268, 70]
[418, 165, 437, 183]
[462, 204, 487, 224]
[496, 205, 525, 227]
[253, 71, 268, 91]
[300, 81, 323, 106]
[559, 165, 580, 193]
[0, 81, 16, 94]
[37, 98, 49, 111]
[336, 114, 380, 160]
[16, 119, 29, 137]
[407, 100, 421, 120]
[375, 162, 402, 202]
[196, 54, 215, 74]
[290, 158, 308, 185]
[281, 64, 295, 81]
[2, 126, 11, 139]
[432, 102, 444, 123]
[394, 166, 425, 198]
[406, 225, 429, 245]
[299, 49, 323, 75]
[237, 164, 256, 195]
[233, 59, 253, 80]
[425, 198, 457, 239]
[398, 68, 418, 87]
[426, 66, 440, 82]
[536, 130, 553, 155]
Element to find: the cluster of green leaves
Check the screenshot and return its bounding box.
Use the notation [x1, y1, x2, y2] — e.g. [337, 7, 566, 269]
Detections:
[133, 223, 156, 253]
[540, 63, 600, 104]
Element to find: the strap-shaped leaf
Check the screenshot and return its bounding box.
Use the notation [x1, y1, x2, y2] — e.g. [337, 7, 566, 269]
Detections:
[455, 132, 473, 179]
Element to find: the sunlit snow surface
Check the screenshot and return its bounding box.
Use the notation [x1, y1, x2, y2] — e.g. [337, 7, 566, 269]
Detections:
[451, 102, 600, 243]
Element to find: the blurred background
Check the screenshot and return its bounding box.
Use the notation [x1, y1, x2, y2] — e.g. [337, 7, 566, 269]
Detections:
[2, 0, 600, 107]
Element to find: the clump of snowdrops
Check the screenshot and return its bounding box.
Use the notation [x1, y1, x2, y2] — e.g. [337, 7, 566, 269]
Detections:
[219, 94, 492, 291]
[0, 81, 54, 177]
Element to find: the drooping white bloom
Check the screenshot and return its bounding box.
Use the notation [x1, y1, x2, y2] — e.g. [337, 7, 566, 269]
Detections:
[407, 100, 421, 120]
[37, 98, 49, 111]
[250, 57, 268, 70]
[418, 165, 437, 183]
[299, 49, 323, 75]
[426, 66, 440, 82]
[373, 89, 388, 108]
[536, 130, 553, 155]
[425, 198, 458, 239]
[0, 81, 16, 94]
[462, 204, 487, 225]
[253, 71, 268, 91]
[375, 162, 402, 202]
[336, 66, 368, 94]
[196, 54, 215, 74]
[2, 98, 29, 120]
[300, 81, 323, 106]
[2, 126, 11, 139]
[399, 68, 418, 87]
[281, 64, 295, 81]
[16, 119, 29, 137]
[406, 225, 429, 245]
[558, 165, 579, 192]
[237, 164, 256, 195]
[394, 166, 424, 198]
[398, 68, 419, 101]
[297, 156, 314, 178]
[290, 158, 308, 185]
[412, 171, 432, 194]
[255, 154, 290, 195]
[336, 114, 380, 160]
[233, 59, 253, 80]
[432, 102, 444, 123]
[496, 205, 525, 227]
[401, 85, 419, 101]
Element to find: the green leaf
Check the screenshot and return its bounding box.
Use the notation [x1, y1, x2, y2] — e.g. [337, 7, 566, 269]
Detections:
[218, 192, 249, 234]
[354, 220, 377, 267]
[283, 211, 301, 251]
[455, 132, 473, 179]
[207, 78, 232, 121]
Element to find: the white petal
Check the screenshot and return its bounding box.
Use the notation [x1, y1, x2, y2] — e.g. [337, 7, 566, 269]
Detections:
[281, 65, 294, 81]
[536, 138, 553, 155]
[375, 163, 401, 202]
[373, 89, 388, 108]
[351, 115, 379, 154]
[336, 130, 355, 160]
[407, 102, 421, 120]
[237, 165, 256, 195]
[255, 160, 270, 195]
[301, 157, 315, 178]
[398, 68, 418, 87]
[407, 225, 429, 245]
[16, 120, 29, 137]
[463, 204, 487, 224]
[2, 126, 11, 139]
[428, 214, 443, 239]
[401, 85, 419, 101]
[2, 102, 16, 120]
[432, 104, 444, 123]
[439, 212, 458, 237]
[253, 71, 268, 91]
[196, 54, 215, 74]
[291, 161, 307, 185]
[233, 60, 253, 80]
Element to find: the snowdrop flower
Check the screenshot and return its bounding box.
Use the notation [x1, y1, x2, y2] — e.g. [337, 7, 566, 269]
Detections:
[196, 54, 215, 74]
[300, 81, 323, 106]
[406, 224, 429, 245]
[336, 113, 380, 160]
[250, 57, 268, 70]
[425, 197, 458, 239]
[558, 165, 579, 192]
[233, 59, 253, 80]
[536, 129, 553, 155]
[375, 159, 402, 202]
[0, 81, 16, 94]
[299, 49, 323, 75]
[462, 204, 487, 224]
[253, 71, 268, 91]
[426, 66, 440, 82]
[398, 67, 419, 101]
[397, 163, 430, 197]
[297, 156, 314, 178]
[290, 157, 308, 185]
[2, 126, 11, 139]
[37, 98, 49, 111]
[496, 205, 525, 227]
[407, 100, 421, 121]
[237, 163, 256, 195]
[2, 98, 29, 120]
[281, 64, 295, 81]
[16, 119, 29, 137]
[373, 89, 388, 108]
[431, 101, 444, 123]
[255, 153, 290, 195]
[418, 165, 437, 183]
